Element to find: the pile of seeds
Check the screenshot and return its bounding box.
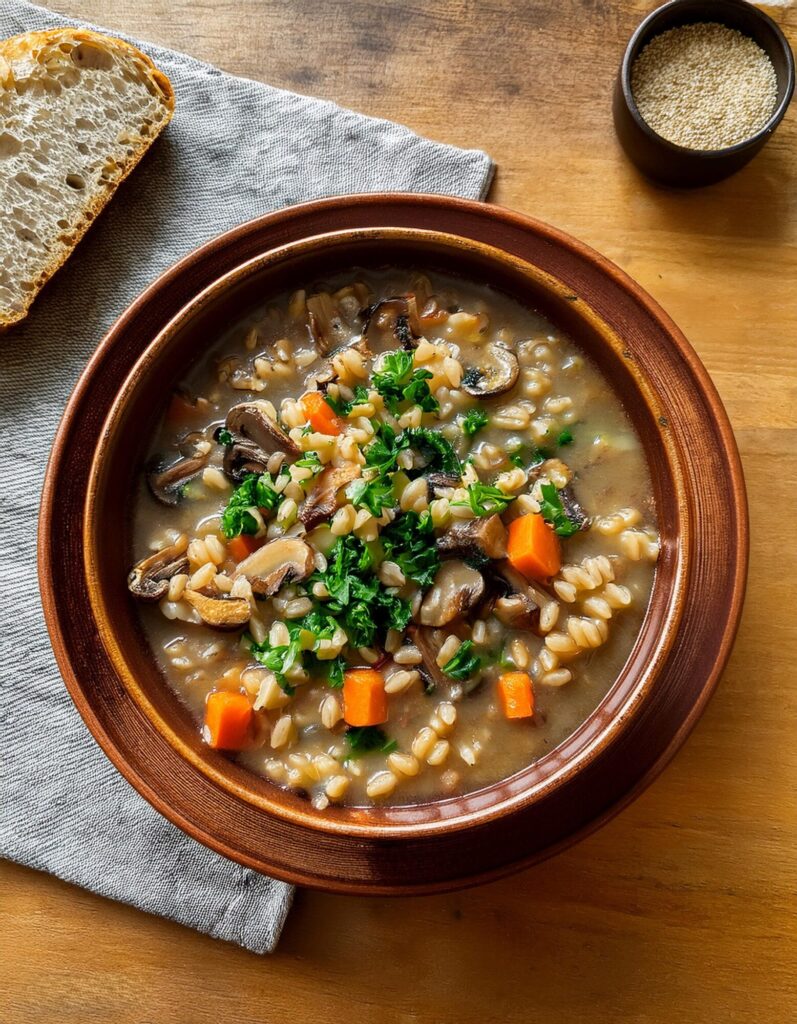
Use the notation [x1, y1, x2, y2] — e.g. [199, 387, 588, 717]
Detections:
[631, 21, 778, 150]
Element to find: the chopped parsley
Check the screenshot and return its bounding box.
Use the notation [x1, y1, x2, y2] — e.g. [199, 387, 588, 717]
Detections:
[381, 510, 440, 588]
[248, 610, 343, 692]
[364, 423, 461, 479]
[557, 428, 574, 446]
[310, 534, 412, 648]
[344, 726, 398, 758]
[461, 408, 489, 437]
[372, 350, 439, 414]
[221, 473, 282, 539]
[346, 475, 395, 517]
[364, 421, 404, 475]
[215, 427, 233, 447]
[442, 640, 481, 681]
[508, 443, 549, 469]
[538, 481, 581, 537]
[295, 450, 324, 473]
[324, 384, 369, 418]
[402, 428, 461, 475]
[453, 482, 515, 517]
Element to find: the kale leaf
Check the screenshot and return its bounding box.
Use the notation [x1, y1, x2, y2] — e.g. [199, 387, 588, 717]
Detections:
[442, 640, 482, 681]
[538, 481, 581, 537]
[381, 510, 440, 588]
[344, 726, 398, 758]
[461, 409, 489, 437]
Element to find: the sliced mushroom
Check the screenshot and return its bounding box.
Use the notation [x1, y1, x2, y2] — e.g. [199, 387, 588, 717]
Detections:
[559, 485, 589, 532]
[306, 292, 349, 354]
[127, 539, 189, 601]
[437, 515, 508, 561]
[427, 471, 462, 493]
[460, 347, 519, 398]
[360, 296, 421, 349]
[232, 537, 314, 597]
[226, 402, 300, 457]
[222, 437, 270, 483]
[299, 463, 361, 530]
[493, 593, 540, 631]
[147, 452, 209, 506]
[305, 362, 338, 393]
[406, 624, 449, 693]
[418, 560, 485, 627]
[490, 561, 555, 635]
[183, 589, 251, 630]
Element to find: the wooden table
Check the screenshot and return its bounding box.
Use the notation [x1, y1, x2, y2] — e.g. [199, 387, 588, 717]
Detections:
[4, 2, 796, 1020]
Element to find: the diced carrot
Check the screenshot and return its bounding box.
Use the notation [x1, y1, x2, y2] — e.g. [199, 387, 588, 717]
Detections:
[203, 691, 253, 750]
[300, 391, 344, 436]
[497, 672, 535, 720]
[506, 513, 561, 581]
[343, 669, 387, 727]
[227, 534, 261, 562]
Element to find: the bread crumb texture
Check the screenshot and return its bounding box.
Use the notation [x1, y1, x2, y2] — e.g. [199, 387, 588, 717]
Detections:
[0, 29, 174, 326]
[631, 22, 778, 151]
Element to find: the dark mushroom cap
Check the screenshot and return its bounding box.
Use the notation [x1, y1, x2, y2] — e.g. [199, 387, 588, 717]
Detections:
[437, 515, 508, 562]
[147, 452, 209, 507]
[461, 347, 519, 398]
[360, 296, 421, 350]
[222, 437, 271, 483]
[226, 402, 300, 457]
[232, 537, 314, 597]
[299, 463, 361, 531]
[418, 560, 485, 627]
[128, 539, 189, 601]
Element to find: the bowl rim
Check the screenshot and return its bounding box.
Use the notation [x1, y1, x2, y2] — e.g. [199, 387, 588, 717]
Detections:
[38, 193, 749, 892]
[618, 0, 796, 159]
[82, 225, 690, 839]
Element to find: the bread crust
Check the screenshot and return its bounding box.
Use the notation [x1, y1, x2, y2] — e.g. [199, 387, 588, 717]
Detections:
[0, 28, 175, 329]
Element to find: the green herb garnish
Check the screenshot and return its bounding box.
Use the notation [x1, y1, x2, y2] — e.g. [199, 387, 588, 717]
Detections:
[402, 427, 461, 475]
[324, 384, 369, 418]
[295, 450, 324, 473]
[453, 482, 515, 517]
[538, 481, 581, 537]
[372, 351, 439, 414]
[557, 428, 574, 446]
[442, 640, 481, 681]
[346, 475, 395, 517]
[461, 408, 489, 437]
[311, 535, 412, 648]
[344, 726, 398, 758]
[381, 510, 440, 588]
[216, 427, 233, 447]
[508, 443, 549, 469]
[221, 473, 282, 539]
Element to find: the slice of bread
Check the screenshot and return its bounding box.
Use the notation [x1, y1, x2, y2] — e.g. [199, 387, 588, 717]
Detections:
[0, 28, 174, 328]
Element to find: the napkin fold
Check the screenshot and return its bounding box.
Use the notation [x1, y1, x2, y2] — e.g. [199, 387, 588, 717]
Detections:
[0, 0, 493, 953]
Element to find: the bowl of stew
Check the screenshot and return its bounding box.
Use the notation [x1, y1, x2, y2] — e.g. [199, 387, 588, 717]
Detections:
[42, 196, 747, 892]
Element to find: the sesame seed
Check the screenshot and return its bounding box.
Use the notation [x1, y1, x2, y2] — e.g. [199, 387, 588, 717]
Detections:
[631, 22, 778, 151]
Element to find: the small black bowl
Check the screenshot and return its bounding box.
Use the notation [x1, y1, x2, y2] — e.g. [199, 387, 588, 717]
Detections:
[613, 0, 795, 187]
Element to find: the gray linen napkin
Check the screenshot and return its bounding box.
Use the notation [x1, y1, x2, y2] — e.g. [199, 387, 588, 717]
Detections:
[0, 0, 493, 953]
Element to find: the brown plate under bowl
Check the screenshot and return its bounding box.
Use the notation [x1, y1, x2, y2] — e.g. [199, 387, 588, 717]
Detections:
[39, 195, 748, 894]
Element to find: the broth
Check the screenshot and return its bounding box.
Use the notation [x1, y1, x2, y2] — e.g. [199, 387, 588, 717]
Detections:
[130, 269, 659, 807]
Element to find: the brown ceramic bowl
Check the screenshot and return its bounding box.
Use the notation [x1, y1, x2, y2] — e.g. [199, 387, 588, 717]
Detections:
[39, 195, 747, 893]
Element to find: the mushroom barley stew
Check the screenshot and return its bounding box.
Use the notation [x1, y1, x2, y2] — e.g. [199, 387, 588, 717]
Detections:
[129, 270, 660, 808]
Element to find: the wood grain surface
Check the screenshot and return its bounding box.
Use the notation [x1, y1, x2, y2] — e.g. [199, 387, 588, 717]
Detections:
[4, 1, 796, 1021]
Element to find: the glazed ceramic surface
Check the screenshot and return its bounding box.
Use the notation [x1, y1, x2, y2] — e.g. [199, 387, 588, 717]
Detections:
[39, 195, 747, 893]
